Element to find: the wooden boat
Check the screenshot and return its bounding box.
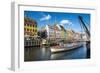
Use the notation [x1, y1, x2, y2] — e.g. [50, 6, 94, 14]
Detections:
[51, 43, 83, 53]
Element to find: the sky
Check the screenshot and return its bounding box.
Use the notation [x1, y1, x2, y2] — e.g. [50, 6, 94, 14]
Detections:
[24, 10, 90, 32]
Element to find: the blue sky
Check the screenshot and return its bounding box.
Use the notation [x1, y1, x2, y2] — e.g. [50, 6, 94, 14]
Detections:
[24, 11, 90, 32]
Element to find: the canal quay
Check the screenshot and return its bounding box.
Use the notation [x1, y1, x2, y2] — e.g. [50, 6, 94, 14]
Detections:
[24, 12, 90, 61]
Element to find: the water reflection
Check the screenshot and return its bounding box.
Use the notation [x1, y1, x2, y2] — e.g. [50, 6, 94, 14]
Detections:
[51, 46, 86, 60]
[24, 43, 89, 61]
[24, 47, 51, 61]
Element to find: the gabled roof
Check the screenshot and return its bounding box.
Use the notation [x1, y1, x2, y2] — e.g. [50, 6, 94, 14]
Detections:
[56, 24, 61, 30]
[59, 25, 66, 32]
[24, 17, 37, 25]
[66, 29, 75, 34]
[45, 24, 67, 32]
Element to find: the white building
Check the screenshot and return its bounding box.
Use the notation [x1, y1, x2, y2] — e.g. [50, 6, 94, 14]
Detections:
[74, 32, 81, 41]
[45, 24, 66, 40]
[45, 25, 55, 39]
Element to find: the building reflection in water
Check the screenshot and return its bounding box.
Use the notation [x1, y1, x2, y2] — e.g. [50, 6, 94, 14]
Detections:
[24, 43, 88, 62]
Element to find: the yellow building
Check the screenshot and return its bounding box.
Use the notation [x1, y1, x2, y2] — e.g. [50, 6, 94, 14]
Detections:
[24, 17, 37, 37]
[59, 25, 66, 39]
[66, 29, 75, 41]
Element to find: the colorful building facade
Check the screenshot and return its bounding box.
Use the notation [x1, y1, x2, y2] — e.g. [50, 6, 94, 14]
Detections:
[45, 24, 66, 40]
[66, 29, 75, 41]
[24, 17, 38, 37]
[59, 25, 66, 39]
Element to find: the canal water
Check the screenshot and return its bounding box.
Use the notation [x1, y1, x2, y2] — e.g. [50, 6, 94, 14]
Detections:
[24, 44, 89, 61]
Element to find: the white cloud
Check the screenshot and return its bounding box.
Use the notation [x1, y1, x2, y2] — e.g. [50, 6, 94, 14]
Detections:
[60, 19, 72, 26]
[40, 14, 51, 21]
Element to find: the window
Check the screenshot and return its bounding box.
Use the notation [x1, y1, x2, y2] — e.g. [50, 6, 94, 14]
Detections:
[35, 29, 37, 32]
[24, 23, 27, 26]
[35, 25, 37, 27]
[27, 29, 29, 31]
[24, 28, 26, 31]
